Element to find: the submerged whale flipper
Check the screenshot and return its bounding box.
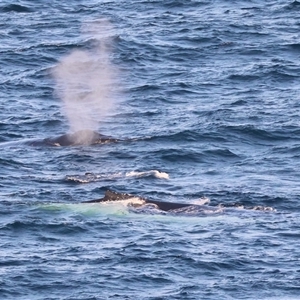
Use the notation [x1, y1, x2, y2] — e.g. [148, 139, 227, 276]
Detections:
[82, 190, 198, 212]
[29, 130, 118, 146]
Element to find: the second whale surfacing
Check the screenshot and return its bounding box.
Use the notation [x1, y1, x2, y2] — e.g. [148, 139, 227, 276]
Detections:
[82, 190, 222, 214]
[81, 190, 275, 215]
[29, 129, 118, 146]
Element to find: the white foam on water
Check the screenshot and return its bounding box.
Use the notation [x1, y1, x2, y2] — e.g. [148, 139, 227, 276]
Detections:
[39, 197, 146, 217]
[126, 170, 170, 179]
[66, 170, 169, 183]
[105, 197, 146, 207]
[191, 196, 211, 206]
[65, 172, 123, 183]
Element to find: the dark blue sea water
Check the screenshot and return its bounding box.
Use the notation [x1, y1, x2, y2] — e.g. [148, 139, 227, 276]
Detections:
[1, 1, 300, 299]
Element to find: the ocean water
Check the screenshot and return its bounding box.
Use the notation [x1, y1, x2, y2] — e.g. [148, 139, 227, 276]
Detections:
[1, 0, 300, 299]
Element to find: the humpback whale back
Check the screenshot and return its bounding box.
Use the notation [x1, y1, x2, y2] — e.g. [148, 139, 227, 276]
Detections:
[28, 129, 118, 147]
[83, 190, 136, 203]
[82, 190, 207, 212]
[82, 190, 275, 215]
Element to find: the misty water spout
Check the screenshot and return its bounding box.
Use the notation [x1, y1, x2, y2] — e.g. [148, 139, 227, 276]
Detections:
[52, 20, 117, 143]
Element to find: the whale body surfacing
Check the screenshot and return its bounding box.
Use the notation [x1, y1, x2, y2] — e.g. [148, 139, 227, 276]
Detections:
[30, 129, 117, 147]
[82, 190, 218, 213]
[81, 190, 275, 215]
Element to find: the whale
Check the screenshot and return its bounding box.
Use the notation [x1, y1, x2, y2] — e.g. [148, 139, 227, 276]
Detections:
[28, 129, 118, 146]
[81, 190, 221, 213]
[81, 190, 275, 214]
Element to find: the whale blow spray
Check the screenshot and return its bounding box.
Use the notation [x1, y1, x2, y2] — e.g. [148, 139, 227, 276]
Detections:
[53, 20, 117, 144]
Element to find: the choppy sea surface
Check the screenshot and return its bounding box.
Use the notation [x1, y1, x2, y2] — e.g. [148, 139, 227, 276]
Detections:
[1, 1, 300, 299]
